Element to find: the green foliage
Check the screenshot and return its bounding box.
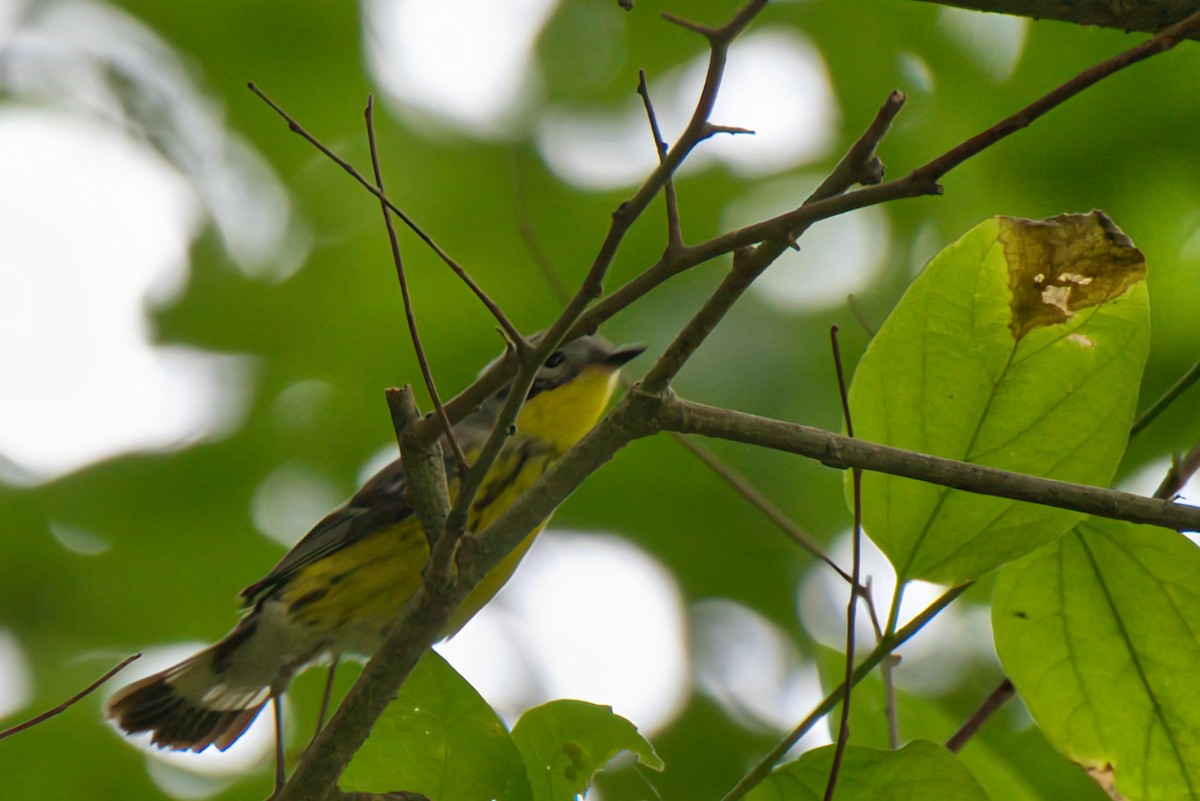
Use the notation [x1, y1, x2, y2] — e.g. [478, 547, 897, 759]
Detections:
[994, 519, 1200, 801]
[342, 651, 531, 800]
[744, 741, 989, 801]
[343, 654, 659, 801]
[849, 213, 1149, 584]
[4, 1, 1200, 801]
[512, 700, 663, 801]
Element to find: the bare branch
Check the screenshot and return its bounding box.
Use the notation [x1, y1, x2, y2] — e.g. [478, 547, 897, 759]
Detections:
[385, 386, 451, 545]
[657, 396, 1200, 532]
[247, 83, 525, 346]
[1154, 440, 1200, 501]
[637, 69, 683, 252]
[823, 327, 862, 801]
[720, 585, 972, 801]
[670, 431, 853, 582]
[1132, 358, 1200, 437]
[512, 149, 568, 304]
[908, 0, 1200, 40]
[0, 653, 139, 742]
[366, 97, 467, 473]
[945, 678, 1017, 753]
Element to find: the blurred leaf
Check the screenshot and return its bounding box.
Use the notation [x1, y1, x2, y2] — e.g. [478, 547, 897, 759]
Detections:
[993, 518, 1200, 801]
[512, 699, 663, 801]
[812, 645, 1108, 801]
[849, 212, 1149, 584]
[744, 740, 990, 801]
[342, 651, 532, 801]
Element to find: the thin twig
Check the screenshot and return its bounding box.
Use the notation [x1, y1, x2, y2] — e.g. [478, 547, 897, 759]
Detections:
[823, 326, 862, 801]
[366, 97, 467, 473]
[846, 294, 878, 336]
[882, 653, 900, 749]
[512, 149, 568, 304]
[248, 82, 525, 347]
[807, 91, 902, 204]
[719, 585, 972, 801]
[446, 0, 774, 557]
[856, 575, 901, 746]
[637, 69, 684, 251]
[670, 432, 853, 582]
[1131, 358, 1200, 438]
[1154, 439, 1200, 501]
[945, 679, 1016, 753]
[0, 653, 140, 741]
[638, 88, 905, 395]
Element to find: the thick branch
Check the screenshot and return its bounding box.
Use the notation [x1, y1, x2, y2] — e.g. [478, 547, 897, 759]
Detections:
[657, 395, 1200, 532]
[910, 0, 1200, 40]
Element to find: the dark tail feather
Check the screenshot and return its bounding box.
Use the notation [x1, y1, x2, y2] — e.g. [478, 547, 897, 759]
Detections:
[106, 667, 269, 752]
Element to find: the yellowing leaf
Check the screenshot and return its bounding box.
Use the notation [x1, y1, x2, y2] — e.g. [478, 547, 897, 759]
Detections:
[848, 212, 1149, 583]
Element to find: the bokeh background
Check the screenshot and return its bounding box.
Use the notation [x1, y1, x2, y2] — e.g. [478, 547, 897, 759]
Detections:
[1, 0, 1198, 799]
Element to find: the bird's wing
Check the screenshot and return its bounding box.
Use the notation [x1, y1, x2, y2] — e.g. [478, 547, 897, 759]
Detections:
[238, 458, 416, 603]
[238, 401, 502, 605]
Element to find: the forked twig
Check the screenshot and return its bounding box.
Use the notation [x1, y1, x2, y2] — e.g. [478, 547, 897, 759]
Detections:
[248, 82, 524, 347]
[719, 585, 971, 801]
[637, 69, 684, 251]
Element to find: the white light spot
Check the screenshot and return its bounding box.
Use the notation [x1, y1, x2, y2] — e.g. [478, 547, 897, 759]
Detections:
[0, 111, 253, 485]
[0, 630, 34, 719]
[938, 7, 1028, 83]
[691, 599, 829, 745]
[439, 530, 688, 733]
[537, 28, 837, 189]
[0, 1, 297, 279]
[798, 532, 994, 694]
[49, 521, 111, 555]
[694, 29, 837, 177]
[364, 0, 558, 136]
[726, 176, 889, 311]
[251, 464, 344, 548]
[536, 105, 659, 190]
[106, 644, 279, 780]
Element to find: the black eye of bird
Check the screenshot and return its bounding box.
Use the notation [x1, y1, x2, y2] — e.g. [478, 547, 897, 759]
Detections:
[544, 351, 565, 369]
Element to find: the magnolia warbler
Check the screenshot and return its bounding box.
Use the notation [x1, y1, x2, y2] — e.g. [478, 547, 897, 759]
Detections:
[106, 335, 643, 752]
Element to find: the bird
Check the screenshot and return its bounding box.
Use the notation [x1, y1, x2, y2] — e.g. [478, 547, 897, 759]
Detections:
[105, 334, 644, 758]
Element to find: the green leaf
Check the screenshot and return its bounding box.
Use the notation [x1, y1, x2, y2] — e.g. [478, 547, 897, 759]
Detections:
[811, 645, 1108, 801]
[849, 212, 1149, 583]
[744, 740, 990, 801]
[511, 700, 663, 801]
[342, 650, 533, 801]
[993, 519, 1200, 801]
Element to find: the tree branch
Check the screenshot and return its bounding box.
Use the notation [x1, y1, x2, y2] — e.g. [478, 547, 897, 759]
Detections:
[366, 97, 466, 473]
[720, 584, 973, 801]
[656, 396, 1200, 532]
[0, 653, 139, 742]
[909, 0, 1200, 40]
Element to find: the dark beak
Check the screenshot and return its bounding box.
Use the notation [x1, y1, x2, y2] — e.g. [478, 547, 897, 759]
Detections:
[604, 343, 646, 367]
